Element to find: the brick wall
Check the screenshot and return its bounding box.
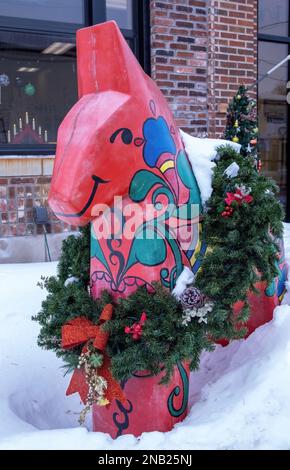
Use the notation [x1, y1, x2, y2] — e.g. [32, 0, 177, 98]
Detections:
[207, 0, 257, 136]
[150, 0, 209, 135]
[0, 176, 74, 237]
[150, 0, 258, 137]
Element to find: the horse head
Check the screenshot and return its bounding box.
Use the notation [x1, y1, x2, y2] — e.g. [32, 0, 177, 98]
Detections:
[49, 21, 194, 226]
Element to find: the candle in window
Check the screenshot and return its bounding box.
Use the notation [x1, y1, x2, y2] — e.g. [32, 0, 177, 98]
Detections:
[32, 118, 36, 130]
[19, 117, 22, 130]
[13, 124, 17, 136]
[38, 126, 42, 136]
[25, 112, 29, 125]
[7, 130, 11, 143]
[44, 130, 48, 142]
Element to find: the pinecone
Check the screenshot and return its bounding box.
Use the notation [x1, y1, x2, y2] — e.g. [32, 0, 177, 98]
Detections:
[180, 287, 205, 309]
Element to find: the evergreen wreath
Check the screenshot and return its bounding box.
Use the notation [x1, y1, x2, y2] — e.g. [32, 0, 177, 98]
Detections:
[33, 87, 284, 401]
[34, 267, 214, 384]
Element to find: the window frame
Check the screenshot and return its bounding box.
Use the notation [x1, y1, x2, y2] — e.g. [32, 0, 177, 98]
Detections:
[258, 0, 290, 220]
[0, 0, 150, 156]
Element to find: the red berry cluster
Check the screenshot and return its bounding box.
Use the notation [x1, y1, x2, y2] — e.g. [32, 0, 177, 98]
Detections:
[221, 205, 234, 218]
[125, 312, 147, 341]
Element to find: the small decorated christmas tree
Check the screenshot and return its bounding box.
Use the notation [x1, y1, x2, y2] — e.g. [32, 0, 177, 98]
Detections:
[224, 85, 260, 168]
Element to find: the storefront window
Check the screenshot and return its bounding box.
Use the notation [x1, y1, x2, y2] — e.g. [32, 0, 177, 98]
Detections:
[259, 0, 289, 37]
[106, 0, 133, 30]
[0, 0, 85, 24]
[258, 41, 288, 205]
[0, 0, 148, 154]
[0, 30, 77, 147]
[258, 0, 290, 214]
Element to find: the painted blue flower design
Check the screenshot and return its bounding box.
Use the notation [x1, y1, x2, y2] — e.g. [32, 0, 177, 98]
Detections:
[142, 116, 176, 167]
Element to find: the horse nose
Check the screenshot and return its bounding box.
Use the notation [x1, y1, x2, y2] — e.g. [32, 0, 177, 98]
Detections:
[52, 175, 109, 219]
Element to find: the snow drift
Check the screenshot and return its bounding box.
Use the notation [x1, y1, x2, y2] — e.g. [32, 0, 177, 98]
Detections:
[0, 228, 290, 450]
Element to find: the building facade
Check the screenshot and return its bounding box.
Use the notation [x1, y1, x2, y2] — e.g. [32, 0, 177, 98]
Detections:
[0, 0, 288, 261]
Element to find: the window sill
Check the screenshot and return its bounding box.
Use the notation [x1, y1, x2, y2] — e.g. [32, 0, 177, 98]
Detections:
[0, 154, 55, 159]
[0, 155, 55, 177]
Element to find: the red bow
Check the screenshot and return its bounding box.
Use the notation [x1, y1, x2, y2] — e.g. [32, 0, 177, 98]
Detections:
[225, 188, 253, 206]
[62, 304, 125, 405]
[125, 312, 147, 340]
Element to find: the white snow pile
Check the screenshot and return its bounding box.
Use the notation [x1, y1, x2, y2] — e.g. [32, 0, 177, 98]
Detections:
[180, 130, 241, 205]
[0, 227, 290, 450]
[172, 266, 195, 299]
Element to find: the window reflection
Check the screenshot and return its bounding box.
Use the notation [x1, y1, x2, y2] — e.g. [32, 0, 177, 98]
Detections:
[258, 41, 288, 205]
[0, 31, 77, 147]
[0, 0, 85, 24]
[106, 0, 133, 30]
[259, 0, 289, 36]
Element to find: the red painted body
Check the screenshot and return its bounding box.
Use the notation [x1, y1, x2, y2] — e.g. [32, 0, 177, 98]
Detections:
[241, 248, 288, 336]
[218, 244, 288, 346]
[49, 21, 198, 435]
[92, 362, 190, 438]
[49, 21, 287, 437]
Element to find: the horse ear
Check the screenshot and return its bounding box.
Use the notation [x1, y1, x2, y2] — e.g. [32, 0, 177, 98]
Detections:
[76, 20, 145, 97]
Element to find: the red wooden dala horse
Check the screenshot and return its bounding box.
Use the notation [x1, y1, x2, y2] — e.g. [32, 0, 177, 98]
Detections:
[49, 21, 287, 437]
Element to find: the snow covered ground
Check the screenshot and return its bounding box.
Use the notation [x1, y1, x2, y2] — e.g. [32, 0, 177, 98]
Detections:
[1, 227, 290, 450]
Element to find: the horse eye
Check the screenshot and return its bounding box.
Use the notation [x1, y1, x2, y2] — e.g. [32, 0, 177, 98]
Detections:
[110, 128, 133, 145]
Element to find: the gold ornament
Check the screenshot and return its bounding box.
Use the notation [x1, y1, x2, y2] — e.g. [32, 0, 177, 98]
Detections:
[253, 127, 258, 134]
[236, 94, 242, 101]
[232, 136, 239, 143]
[77, 342, 108, 425]
[234, 120, 239, 128]
[97, 397, 110, 407]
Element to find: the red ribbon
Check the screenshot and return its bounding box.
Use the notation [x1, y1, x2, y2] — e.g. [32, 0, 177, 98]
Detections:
[62, 304, 125, 405]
